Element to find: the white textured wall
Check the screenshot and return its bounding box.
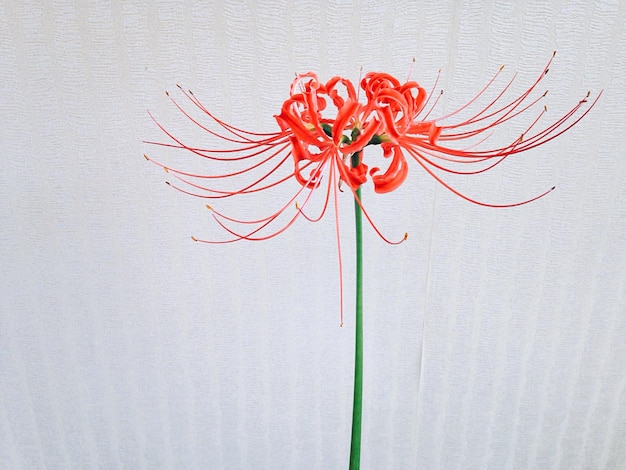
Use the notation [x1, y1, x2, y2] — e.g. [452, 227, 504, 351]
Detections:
[1, 0, 625, 469]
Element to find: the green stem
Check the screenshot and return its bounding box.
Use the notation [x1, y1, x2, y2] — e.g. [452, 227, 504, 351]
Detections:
[349, 152, 364, 470]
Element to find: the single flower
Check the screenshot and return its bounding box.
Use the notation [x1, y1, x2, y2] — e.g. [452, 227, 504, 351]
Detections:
[144, 55, 599, 323]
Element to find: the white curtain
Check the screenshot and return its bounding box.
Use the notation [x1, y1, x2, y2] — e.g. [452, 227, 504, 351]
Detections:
[1, 0, 624, 468]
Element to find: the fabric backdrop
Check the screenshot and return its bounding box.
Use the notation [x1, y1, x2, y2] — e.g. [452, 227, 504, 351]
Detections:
[1, 0, 625, 468]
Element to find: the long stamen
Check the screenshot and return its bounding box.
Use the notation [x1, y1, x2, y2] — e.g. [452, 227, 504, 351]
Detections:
[331, 166, 344, 327]
[411, 150, 556, 208]
[177, 85, 280, 138]
[163, 154, 294, 199]
[146, 111, 289, 161]
[147, 57, 598, 300]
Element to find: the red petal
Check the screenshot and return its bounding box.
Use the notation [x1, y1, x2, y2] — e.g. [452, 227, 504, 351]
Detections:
[371, 145, 408, 193]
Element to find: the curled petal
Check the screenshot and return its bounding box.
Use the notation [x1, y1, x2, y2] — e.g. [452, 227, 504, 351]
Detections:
[370, 145, 409, 193]
[341, 118, 382, 154]
[408, 121, 442, 144]
[325, 76, 358, 109]
[398, 81, 429, 116]
[290, 72, 320, 95]
[361, 72, 401, 100]
[276, 106, 323, 146]
[378, 106, 402, 143]
[333, 100, 360, 146]
[336, 156, 368, 190]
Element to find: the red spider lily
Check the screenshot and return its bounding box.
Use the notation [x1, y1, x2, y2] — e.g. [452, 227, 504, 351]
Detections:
[145, 55, 599, 322]
[361, 52, 601, 206]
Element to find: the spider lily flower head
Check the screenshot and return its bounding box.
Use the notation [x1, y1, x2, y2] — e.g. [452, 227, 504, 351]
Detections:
[144, 54, 599, 322]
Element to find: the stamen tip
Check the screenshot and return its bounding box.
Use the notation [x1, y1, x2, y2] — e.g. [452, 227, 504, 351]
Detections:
[500, 64, 505, 71]
[551, 185, 556, 191]
[165, 90, 169, 96]
[403, 232, 408, 241]
[191, 236, 198, 242]
[163, 167, 169, 173]
[295, 201, 300, 209]
[552, 50, 557, 57]
[143, 153, 150, 161]
[206, 204, 213, 211]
